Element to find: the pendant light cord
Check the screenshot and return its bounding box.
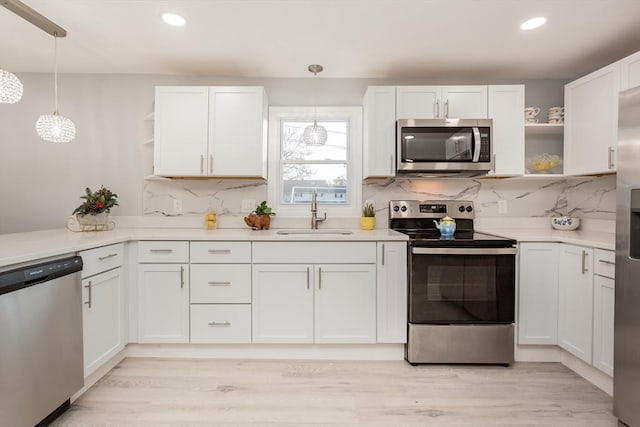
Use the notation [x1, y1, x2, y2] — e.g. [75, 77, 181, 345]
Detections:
[53, 33, 58, 114]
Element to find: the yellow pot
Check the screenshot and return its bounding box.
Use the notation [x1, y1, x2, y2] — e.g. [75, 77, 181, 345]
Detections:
[360, 217, 376, 230]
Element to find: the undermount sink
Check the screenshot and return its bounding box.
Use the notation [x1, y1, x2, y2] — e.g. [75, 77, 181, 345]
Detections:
[276, 229, 354, 236]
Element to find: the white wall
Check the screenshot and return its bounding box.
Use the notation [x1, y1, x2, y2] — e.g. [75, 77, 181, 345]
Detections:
[2, 72, 600, 234]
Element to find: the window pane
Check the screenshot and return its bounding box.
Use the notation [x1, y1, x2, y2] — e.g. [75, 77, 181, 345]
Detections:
[281, 163, 348, 204]
[282, 121, 347, 161]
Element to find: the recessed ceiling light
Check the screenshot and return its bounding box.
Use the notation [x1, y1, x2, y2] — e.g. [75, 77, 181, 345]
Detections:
[162, 13, 186, 27]
[520, 16, 547, 31]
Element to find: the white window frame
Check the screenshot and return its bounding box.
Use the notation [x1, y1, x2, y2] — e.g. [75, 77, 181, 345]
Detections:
[267, 106, 363, 218]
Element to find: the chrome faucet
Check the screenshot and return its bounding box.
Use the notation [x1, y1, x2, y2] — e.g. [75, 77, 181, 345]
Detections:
[310, 191, 327, 229]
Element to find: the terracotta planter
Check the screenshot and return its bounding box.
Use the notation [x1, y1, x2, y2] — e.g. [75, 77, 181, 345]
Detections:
[360, 217, 375, 230]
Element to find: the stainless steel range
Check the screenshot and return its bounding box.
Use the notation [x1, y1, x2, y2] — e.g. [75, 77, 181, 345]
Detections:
[389, 200, 517, 365]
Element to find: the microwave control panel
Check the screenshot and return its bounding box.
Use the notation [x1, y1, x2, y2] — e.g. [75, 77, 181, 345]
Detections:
[479, 127, 491, 162]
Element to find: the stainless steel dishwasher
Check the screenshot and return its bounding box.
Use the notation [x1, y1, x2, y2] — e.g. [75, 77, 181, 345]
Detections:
[0, 256, 84, 427]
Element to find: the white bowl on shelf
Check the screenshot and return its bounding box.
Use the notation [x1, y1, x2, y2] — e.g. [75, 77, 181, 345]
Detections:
[551, 216, 580, 231]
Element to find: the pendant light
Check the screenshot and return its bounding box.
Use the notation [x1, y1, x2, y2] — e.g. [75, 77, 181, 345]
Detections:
[0, 69, 23, 103]
[302, 64, 328, 146]
[36, 34, 76, 143]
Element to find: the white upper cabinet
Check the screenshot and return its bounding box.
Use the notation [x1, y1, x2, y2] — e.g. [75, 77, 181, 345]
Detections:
[154, 86, 209, 177]
[564, 63, 620, 175]
[487, 85, 525, 176]
[396, 86, 487, 119]
[153, 86, 267, 178]
[620, 50, 640, 91]
[363, 86, 396, 178]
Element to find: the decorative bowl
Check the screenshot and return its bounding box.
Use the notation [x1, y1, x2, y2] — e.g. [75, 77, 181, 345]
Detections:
[528, 153, 561, 173]
[551, 216, 580, 231]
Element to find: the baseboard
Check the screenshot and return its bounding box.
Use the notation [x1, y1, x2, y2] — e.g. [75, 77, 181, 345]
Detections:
[71, 348, 127, 401]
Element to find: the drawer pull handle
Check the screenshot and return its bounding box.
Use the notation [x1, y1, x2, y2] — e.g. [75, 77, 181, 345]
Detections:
[208, 321, 231, 327]
[150, 249, 173, 253]
[84, 281, 92, 309]
[98, 253, 118, 261]
[208, 281, 231, 286]
[208, 249, 231, 254]
[598, 259, 615, 265]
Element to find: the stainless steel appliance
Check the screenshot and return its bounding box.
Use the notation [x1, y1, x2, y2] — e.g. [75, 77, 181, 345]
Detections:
[615, 86, 640, 427]
[0, 256, 84, 427]
[396, 119, 493, 176]
[389, 200, 516, 365]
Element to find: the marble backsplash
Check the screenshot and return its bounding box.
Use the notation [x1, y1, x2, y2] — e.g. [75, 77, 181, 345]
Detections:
[143, 174, 616, 227]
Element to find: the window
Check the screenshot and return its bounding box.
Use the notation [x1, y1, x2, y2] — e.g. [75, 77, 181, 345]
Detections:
[268, 107, 362, 217]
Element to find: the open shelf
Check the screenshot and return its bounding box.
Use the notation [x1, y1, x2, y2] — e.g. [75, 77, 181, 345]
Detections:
[525, 123, 564, 135]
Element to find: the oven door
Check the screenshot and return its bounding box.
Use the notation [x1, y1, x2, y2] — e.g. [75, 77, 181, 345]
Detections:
[409, 247, 516, 324]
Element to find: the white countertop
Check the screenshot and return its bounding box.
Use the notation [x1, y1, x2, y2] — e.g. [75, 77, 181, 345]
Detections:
[477, 227, 615, 251]
[0, 227, 408, 268]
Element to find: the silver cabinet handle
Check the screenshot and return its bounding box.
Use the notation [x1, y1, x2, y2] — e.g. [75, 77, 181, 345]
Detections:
[318, 267, 322, 289]
[381, 244, 385, 266]
[598, 259, 615, 265]
[150, 249, 173, 253]
[581, 250, 589, 274]
[201, 154, 204, 174]
[98, 253, 118, 261]
[210, 154, 213, 174]
[390, 155, 394, 175]
[444, 99, 449, 118]
[306, 267, 310, 289]
[208, 249, 231, 254]
[434, 99, 440, 118]
[608, 147, 615, 170]
[84, 281, 92, 308]
[208, 281, 231, 286]
[208, 321, 230, 327]
[180, 266, 184, 288]
[492, 154, 496, 173]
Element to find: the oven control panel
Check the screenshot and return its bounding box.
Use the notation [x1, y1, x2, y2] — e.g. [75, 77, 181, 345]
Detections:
[389, 200, 475, 219]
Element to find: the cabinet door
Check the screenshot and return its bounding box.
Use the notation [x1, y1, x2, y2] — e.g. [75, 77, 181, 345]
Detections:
[620, 50, 640, 91]
[396, 86, 441, 119]
[82, 267, 124, 377]
[558, 244, 594, 363]
[517, 243, 559, 345]
[314, 264, 376, 343]
[363, 86, 396, 178]
[593, 275, 615, 376]
[564, 63, 620, 175]
[154, 86, 209, 176]
[441, 86, 488, 118]
[376, 242, 407, 343]
[251, 264, 313, 343]
[137, 264, 189, 343]
[209, 87, 267, 178]
[488, 85, 525, 175]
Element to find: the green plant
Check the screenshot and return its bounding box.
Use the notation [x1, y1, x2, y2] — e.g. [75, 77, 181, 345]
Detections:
[254, 200, 275, 216]
[72, 186, 118, 216]
[362, 201, 375, 217]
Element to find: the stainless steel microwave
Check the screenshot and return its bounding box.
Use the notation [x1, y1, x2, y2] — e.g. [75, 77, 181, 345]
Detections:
[397, 119, 493, 176]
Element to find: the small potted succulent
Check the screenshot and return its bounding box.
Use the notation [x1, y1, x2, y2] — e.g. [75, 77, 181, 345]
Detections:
[72, 186, 118, 228]
[244, 201, 275, 230]
[361, 200, 376, 230]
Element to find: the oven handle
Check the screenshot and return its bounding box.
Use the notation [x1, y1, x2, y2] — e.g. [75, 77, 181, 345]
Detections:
[472, 127, 481, 162]
[412, 247, 517, 255]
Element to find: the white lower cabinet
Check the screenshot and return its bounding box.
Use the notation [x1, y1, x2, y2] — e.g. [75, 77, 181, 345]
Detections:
[137, 263, 189, 343]
[557, 244, 594, 364]
[593, 275, 615, 375]
[517, 243, 559, 344]
[376, 242, 407, 343]
[82, 267, 124, 377]
[190, 304, 251, 344]
[252, 263, 377, 344]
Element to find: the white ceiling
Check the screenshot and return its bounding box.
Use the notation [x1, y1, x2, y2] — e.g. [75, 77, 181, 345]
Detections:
[2, 0, 640, 79]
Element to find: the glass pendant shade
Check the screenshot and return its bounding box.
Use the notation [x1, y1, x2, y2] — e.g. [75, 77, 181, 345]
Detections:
[303, 120, 328, 145]
[36, 112, 76, 143]
[0, 69, 23, 103]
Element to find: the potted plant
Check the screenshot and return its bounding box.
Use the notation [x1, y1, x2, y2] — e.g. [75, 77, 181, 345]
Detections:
[361, 201, 376, 230]
[72, 186, 118, 228]
[244, 200, 275, 230]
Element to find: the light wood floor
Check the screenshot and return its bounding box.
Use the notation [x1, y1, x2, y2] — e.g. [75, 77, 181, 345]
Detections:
[53, 358, 617, 427]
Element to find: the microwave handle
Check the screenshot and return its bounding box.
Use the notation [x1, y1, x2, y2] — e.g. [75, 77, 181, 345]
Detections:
[472, 127, 481, 162]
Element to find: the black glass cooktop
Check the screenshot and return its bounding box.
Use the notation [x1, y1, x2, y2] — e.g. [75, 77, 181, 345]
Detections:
[399, 231, 516, 248]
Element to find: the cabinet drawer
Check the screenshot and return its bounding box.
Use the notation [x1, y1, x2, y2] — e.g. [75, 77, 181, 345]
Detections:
[190, 264, 251, 303]
[138, 241, 189, 263]
[80, 243, 124, 278]
[190, 242, 251, 263]
[190, 304, 251, 343]
[252, 242, 376, 264]
[594, 249, 615, 279]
